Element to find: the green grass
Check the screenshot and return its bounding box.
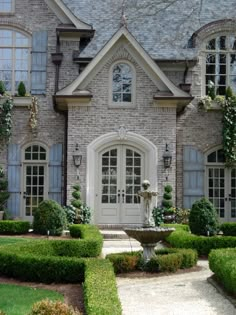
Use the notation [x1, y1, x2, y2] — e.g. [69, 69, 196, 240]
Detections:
[0, 284, 63, 315]
[0, 237, 30, 246]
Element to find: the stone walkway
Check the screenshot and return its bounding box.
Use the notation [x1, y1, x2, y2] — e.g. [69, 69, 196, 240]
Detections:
[103, 240, 236, 315]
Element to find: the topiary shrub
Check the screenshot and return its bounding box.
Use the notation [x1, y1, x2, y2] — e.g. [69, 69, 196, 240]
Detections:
[33, 200, 67, 236]
[71, 184, 82, 223]
[189, 197, 220, 236]
[28, 299, 82, 315]
[17, 81, 26, 97]
[162, 184, 173, 208]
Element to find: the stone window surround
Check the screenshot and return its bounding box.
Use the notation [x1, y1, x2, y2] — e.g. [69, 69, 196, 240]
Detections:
[0, 26, 31, 95]
[0, 0, 15, 14]
[108, 59, 136, 109]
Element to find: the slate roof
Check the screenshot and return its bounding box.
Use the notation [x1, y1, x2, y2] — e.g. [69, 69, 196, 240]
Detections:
[62, 0, 236, 60]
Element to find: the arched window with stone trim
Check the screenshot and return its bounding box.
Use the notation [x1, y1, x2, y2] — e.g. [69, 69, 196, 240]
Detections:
[204, 34, 236, 95]
[110, 61, 136, 107]
[0, 28, 31, 94]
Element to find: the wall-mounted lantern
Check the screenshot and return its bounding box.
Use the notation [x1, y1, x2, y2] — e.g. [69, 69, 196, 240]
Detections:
[163, 144, 172, 169]
[72, 144, 82, 179]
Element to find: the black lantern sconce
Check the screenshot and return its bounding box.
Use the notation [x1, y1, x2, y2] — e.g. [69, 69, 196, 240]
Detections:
[73, 144, 82, 179]
[163, 144, 172, 169]
[163, 144, 172, 181]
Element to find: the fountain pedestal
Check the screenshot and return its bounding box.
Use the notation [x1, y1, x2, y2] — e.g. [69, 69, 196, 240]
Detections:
[124, 227, 175, 262]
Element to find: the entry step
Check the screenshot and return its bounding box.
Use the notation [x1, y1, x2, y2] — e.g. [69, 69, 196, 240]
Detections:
[100, 230, 130, 240]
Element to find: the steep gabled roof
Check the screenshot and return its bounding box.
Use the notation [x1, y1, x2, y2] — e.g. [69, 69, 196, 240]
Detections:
[45, 0, 92, 29]
[56, 27, 189, 98]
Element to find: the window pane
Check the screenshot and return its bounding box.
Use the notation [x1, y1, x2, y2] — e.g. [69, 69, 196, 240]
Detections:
[206, 39, 215, 50]
[0, 0, 12, 12]
[112, 63, 133, 103]
[229, 36, 236, 50]
[217, 36, 226, 50]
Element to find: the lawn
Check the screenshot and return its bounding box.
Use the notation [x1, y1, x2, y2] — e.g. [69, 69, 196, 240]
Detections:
[0, 284, 63, 315]
[0, 237, 30, 246]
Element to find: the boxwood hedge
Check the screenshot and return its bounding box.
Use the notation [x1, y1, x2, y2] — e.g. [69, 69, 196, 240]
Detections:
[209, 248, 236, 296]
[0, 220, 30, 234]
[166, 230, 236, 256]
[220, 223, 236, 236]
[106, 248, 197, 274]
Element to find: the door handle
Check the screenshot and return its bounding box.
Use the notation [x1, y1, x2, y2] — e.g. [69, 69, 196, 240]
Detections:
[117, 190, 120, 202]
[23, 192, 28, 199]
[122, 190, 125, 203]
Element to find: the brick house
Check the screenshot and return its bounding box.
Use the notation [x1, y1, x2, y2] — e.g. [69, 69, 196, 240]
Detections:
[1, 0, 236, 224]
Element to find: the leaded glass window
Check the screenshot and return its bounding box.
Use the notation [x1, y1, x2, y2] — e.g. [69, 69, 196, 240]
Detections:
[205, 35, 236, 95]
[112, 63, 132, 103]
[0, 29, 30, 94]
[0, 0, 13, 12]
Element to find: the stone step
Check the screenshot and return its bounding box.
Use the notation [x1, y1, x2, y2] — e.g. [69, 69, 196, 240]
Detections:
[100, 230, 130, 240]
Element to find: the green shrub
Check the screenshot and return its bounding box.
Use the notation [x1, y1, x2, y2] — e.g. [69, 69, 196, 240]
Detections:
[189, 197, 220, 236]
[28, 299, 81, 315]
[0, 220, 30, 234]
[161, 223, 190, 232]
[84, 259, 122, 315]
[0, 311, 6, 315]
[166, 229, 236, 256]
[162, 184, 173, 208]
[152, 207, 164, 226]
[175, 208, 190, 224]
[71, 184, 82, 223]
[0, 166, 10, 212]
[220, 222, 236, 236]
[209, 248, 236, 295]
[0, 81, 6, 95]
[106, 248, 197, 274]
[63, 205, 77, 225]
[17, 81, 26, 96]
[33, 200, 67, 236]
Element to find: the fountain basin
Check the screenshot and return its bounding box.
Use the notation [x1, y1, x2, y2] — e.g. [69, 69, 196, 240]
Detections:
[124, 227, 175, 262]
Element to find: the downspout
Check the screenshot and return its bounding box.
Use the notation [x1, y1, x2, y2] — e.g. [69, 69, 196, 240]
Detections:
[51, 31, 67, 206]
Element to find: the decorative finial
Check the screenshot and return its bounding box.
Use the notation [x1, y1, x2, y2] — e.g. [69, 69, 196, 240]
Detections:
[121, 0, 127, 28]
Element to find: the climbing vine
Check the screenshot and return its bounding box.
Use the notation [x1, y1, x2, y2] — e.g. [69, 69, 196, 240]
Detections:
[221, 95, 236, 167]
[0, 97, 14, 141]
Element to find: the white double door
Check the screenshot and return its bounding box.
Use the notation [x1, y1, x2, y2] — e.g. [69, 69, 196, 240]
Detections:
[97, 145, 144, 224]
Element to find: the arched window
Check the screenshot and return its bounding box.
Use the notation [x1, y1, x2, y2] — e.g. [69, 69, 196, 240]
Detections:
[111, 62, 135, 106]
[205, 34, 236, 95]
[0, 29, 30, 94]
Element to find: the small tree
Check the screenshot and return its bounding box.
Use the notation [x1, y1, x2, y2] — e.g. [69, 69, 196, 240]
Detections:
[162, 184, 173, 210]
[0, 166, 10, 214]
[189, 197, 220, 236]
[17, 81, 26, 96]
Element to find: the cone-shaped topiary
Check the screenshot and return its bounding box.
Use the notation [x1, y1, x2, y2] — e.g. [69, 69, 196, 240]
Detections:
[189, 197, 220, 236]
[33, 200, 67, 236]
[0, 166, 10, 212]
[162, 184, 173, 209]
[71, 184, 82, 223]
[17, 81, 26, 96]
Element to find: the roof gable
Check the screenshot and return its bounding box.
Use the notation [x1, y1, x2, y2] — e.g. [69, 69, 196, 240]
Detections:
[57, 27, 189, 97]
[45, 0, 92, 29]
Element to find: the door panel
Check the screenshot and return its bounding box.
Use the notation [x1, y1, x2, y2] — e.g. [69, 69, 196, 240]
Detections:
[23, 164, 47, 221]
[98, 145, 144, 224]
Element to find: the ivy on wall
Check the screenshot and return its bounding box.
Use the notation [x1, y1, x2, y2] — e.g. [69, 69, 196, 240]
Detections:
[0, 97, 14, 141]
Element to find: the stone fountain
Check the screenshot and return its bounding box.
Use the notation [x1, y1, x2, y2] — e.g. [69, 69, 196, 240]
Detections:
[124, 180, 175, 262]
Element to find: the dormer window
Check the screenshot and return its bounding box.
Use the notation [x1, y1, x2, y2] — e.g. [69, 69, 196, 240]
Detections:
[205, 35, 236, 95]
[0, 0, 14, 13]
[110, 61, 135, 108]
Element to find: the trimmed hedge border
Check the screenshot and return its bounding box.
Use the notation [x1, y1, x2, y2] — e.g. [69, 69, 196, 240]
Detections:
[69, 224, 103, 257]
[166, 230, 236, 256]
[106, 248, 197, 274]
[220, 223, 236, 236]
[84, 259, 122, 315]
[0, 220, 30, 234]
[161, 223, 190, 232]
[0, 225, 121, 315]
[209, 248, 236, 296]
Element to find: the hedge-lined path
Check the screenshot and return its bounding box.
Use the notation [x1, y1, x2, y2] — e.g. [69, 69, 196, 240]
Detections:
[116, 260, 235, 315]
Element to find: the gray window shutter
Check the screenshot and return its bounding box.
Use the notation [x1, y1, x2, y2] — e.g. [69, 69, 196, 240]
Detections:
[7, 144, 21, 218]
[31, 31, 48, 95]
[183, 146, 204, 209]
[49, 144, 63, 204]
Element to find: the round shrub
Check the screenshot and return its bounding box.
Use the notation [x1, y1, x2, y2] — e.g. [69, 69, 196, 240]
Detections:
[189, 197, 220, 236]
[28, 299, 81, 315]
[33, 200, 67, 236]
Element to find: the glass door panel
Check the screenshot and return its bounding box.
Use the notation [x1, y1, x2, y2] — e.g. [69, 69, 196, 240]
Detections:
[208, 167, 225, 218]
[125, 149, 141, 204]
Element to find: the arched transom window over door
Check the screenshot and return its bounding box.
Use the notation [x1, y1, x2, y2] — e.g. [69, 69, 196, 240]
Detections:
[206, 148, 236, 222]
[204, 34, 236, 95]
[22, 144, 48, 221]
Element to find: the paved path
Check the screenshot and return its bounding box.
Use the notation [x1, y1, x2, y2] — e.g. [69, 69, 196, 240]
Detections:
[103, 240, 235, 315]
